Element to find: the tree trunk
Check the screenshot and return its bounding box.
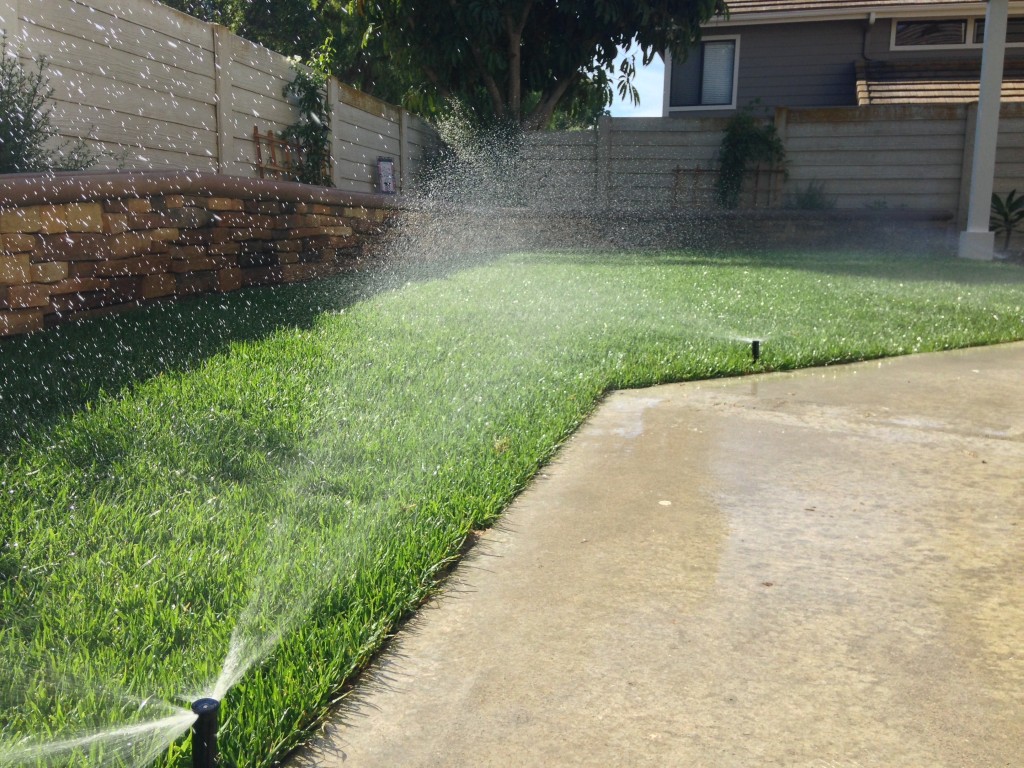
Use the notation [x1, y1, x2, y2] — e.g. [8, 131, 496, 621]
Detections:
[524, 71, 579, 130]
[503, 1, 533, 122]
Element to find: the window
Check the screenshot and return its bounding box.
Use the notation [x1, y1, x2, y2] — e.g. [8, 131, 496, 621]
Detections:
[974, 18, 1024, 44]
[892, 17, 1024, 49]
[669, 37, 738, 110]
[894, 19, 966, 47]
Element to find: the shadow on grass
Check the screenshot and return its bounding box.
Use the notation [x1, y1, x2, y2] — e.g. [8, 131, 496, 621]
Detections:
[0, 270, 390, 453]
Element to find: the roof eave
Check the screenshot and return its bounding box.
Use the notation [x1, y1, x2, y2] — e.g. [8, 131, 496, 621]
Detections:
[703, 2, 1021, 29]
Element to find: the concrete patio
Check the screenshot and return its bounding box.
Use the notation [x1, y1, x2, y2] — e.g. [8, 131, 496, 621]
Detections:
[293, 343, 1024, 767]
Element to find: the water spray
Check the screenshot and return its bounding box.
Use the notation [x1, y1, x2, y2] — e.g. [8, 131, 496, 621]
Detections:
[751, 339, 761, 363]
[190, 698, 219, 768]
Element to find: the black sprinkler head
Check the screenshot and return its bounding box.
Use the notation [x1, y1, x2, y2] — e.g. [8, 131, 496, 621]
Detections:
[191, 698, 220, 768]
[751, 339, 761, 363]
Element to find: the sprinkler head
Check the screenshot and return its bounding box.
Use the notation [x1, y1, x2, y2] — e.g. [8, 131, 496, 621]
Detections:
[751, 339, 761, 363]
[191, 698, 220, 768]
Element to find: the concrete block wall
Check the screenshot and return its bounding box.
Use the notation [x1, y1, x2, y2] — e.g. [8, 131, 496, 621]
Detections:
[0, 172, 396, 337]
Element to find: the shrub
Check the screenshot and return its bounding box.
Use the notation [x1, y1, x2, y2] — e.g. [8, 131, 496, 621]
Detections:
[716, 105, 785, 209]
[282, 63, 333, 186]
[990, 189, 1024, 252]
[0, 39, 98, 173]
[785, 181, 836, 210]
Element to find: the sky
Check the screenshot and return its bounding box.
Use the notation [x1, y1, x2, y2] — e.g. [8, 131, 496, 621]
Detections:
[608, 48, 665, 118]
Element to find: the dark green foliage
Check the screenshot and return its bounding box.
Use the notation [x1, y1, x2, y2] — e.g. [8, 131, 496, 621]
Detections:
[990, 189, 1024, 251]
[0, 39, 98, 173]
[347, 0, 724, 127]
[282, 64, 333, 187]
[716, 105, 786, 209]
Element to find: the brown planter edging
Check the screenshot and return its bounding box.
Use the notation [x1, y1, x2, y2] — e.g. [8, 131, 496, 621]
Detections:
[0, 172, 401, 338]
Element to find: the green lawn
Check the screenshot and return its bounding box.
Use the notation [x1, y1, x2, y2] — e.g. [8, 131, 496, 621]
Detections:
[2, 250, 1023, 767]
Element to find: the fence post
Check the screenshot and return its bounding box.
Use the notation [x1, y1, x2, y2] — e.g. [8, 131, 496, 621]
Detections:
[773, 107, 789, 208]
[597, 115, 613, 211]
[399, 108, 411, 193]
[328, 77, 343, 188]
[212, 25, 235, 175]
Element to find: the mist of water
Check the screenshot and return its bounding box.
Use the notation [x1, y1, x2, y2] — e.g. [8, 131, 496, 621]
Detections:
[1, 108, 767, 768]
[0, 713, 196, 768]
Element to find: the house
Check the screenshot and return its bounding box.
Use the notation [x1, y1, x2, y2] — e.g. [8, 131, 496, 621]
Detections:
[663, 0, 1024, 116]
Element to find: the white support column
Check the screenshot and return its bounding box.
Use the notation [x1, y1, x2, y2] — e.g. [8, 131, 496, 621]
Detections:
[959, 0, 1009, 260]
[212, 25, 235, 176]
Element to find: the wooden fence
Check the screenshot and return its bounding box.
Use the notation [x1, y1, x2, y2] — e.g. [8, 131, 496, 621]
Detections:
[523, 104, 1024, 223]
[0, 0, 438, 193]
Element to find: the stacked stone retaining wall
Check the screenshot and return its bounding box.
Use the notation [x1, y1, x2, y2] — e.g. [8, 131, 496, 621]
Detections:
[0, 172, 397, 337]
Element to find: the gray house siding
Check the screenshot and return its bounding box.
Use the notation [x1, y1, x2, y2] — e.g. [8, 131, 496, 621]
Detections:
[667, 21, 864, 117]
[864, 17, 1024, 62]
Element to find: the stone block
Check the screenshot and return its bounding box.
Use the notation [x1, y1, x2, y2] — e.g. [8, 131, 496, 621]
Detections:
[208, 242, 241, 256]
[31, 262, 70, 283]
[170, 256, 224, 273]
[140, 273, 176, 299]
[229, 228, 274, 242]
[47, 202, 104, 233]
[49, 277, 112, 295]
[1, 207, 42, 234]
[51, 289, 123, 314]
[0, 255, 31, 285]
[0, 309, 44, 336]
[2, 234, 36, 254]
[174, 230, 213, 246]
[203, 197, 245, 212]
[240, 265, 282, 287]
[324, 226, 354, 237]
[131, 209, 212, 230]
[214, 212, 274, 229]
[175, 271, 217, 295]
[245, 201, 282, 214]
[7, 284, 52, 309]
[149, 228, 180, 242]
[104, 199, 152, 214]
[103, 214, 131, 235]
[93, 255, 172, 276]
[35, 232, 152, 262]
[343, 206, 370, 220]
[217, 268, 243, 292]
[238, 250, 277, 269]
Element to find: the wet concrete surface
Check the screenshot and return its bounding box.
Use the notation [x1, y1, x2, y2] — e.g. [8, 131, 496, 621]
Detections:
[293, 343, 1024, 767]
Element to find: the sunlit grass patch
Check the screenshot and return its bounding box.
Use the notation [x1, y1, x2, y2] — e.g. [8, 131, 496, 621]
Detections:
[1, 250, 1023, 766]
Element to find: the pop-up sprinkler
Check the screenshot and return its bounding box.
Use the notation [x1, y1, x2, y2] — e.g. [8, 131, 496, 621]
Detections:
[191, 698, 220, 768]
[751, 339, 761, 363]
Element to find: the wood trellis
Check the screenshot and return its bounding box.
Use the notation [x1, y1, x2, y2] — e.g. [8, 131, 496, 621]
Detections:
[253, 126, 332, 183]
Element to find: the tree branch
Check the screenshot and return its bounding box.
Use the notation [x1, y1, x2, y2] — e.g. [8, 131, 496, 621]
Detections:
[449, 0, 505, 117]
[525, 70, 579, 129]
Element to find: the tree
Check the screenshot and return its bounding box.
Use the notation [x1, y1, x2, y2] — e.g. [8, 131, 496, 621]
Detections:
[161, 0, 418, 106]
[346, 0, 724, 128]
